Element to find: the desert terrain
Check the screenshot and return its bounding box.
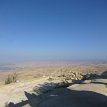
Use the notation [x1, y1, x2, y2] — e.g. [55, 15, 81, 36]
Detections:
[0, 62, 107, 107]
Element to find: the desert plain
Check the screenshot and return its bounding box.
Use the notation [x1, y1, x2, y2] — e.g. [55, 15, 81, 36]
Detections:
[0, 61, 107, 107]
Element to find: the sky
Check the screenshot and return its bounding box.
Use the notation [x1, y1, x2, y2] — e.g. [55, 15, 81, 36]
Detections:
[0, 0, 107, 63]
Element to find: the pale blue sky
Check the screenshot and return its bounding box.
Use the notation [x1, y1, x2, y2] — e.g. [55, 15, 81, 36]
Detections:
[0, 0, 107, 62]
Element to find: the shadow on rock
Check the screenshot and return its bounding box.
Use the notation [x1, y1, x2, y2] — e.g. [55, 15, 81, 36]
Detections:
[6, 88, 107, 107]
[5, 92, 37, 107]
[101, 71, 107, 79]
[6, 71, 107, 107]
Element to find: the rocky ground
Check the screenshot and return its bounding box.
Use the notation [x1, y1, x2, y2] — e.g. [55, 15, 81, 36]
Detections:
[0, 64, 107, 107]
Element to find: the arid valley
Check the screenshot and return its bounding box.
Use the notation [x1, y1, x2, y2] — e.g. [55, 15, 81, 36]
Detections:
[0, 61, 107, 107]
[0, 0, 107, 106]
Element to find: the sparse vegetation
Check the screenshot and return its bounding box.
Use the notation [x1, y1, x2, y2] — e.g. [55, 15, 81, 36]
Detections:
[48, 77, 54, 81]
[5, 72, 18, 85]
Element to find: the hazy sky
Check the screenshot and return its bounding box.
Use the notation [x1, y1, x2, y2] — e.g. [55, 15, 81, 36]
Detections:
[0, 0, 107, 62]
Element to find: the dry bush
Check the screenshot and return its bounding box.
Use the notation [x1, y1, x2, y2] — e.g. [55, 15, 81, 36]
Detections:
[5, 72, 18, 85]
[48, 77, 54, 81]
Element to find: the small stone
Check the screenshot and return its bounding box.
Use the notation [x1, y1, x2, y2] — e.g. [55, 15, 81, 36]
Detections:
[82, 80, 91, 84]
[67, 80, 73, 84]
[16, 80, 19, 83]
[22, 104, 31, 107]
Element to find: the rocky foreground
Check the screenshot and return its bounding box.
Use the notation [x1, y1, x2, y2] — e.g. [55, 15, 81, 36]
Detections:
[1, 71, 107, 107]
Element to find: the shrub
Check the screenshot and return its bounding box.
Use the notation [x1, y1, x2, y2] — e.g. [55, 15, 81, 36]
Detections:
[48, 77, 54, 81]
[5, 72, 18, 85]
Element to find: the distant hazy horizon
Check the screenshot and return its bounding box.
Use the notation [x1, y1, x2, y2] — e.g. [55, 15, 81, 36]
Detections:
[0, 58, 107, 65]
